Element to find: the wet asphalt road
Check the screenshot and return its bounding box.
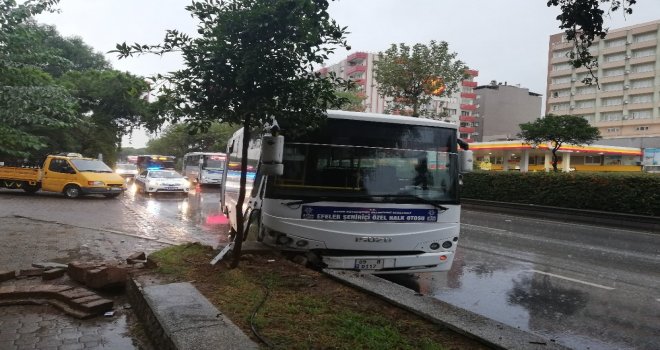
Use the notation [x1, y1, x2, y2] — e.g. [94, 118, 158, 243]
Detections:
[386, 210, 660, 350]
[2, 184, 658, 350]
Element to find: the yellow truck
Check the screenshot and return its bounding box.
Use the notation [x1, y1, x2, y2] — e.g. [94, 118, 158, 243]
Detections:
[0, 153, 126, 198]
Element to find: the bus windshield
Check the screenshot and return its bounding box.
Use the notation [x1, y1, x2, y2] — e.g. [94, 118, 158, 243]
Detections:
[203, 155, 225, 169]
[268, 144, 458, 203]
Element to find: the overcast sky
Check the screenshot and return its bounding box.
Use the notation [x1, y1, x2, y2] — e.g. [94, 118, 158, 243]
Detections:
[37, 0, 660, 148]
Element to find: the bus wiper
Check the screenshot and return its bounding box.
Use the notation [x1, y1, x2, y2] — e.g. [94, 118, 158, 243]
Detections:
[376, 195, 449, 211]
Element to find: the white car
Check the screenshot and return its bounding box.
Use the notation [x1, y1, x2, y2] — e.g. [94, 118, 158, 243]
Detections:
[115, 163, 139, 179]
[135, 169, 190, 194]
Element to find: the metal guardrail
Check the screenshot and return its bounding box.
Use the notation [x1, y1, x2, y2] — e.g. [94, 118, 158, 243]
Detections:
[462, 199, 660, 233]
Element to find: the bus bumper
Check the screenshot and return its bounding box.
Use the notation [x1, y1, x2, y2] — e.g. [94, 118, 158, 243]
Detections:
[322, 251, 454, 274]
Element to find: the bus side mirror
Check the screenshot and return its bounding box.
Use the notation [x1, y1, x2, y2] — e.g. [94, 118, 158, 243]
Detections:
[459, 150, 473, 173]
[261, 134, 284, 176]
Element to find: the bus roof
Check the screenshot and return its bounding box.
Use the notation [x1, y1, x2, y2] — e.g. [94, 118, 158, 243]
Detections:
[326, 110, 458, 130]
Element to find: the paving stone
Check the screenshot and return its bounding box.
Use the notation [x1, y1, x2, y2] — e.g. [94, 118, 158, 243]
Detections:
[18, 268, 44, 277]
[78, 298, 113, 314]
[126, 251, 146, 264]
[42, 268, 66, 281]
[58, 343, 83, 350]
[58, 288, 95, 301]
[78, 334, 101, 343]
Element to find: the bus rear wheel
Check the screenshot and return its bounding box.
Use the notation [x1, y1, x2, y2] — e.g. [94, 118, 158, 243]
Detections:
[63, 185, 81, 199]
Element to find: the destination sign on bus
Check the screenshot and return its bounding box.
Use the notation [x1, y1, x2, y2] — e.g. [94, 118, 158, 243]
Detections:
[301, 206, 438, 222]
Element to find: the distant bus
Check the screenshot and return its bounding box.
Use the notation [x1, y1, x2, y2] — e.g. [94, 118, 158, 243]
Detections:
[182, 152, 227, 185]
[136, 155, 176, 173]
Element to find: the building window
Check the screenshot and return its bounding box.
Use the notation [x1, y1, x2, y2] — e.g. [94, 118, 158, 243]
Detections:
[553, 50, 571, 58]
[631, 63, 654, 73]
[552, 63, 571, 71]
[602, 82, 623, 91]
[461, 111, 470, 116]
[459, 133, 469, 139]
[551, 103, 569, 111]
[631, 94, 653, 104]
[633, 32, 657, 43]
[606, 127, 620, 133]
[576, 100, 595, 109]
[630, 109, 652, 119]
[632, 48, 656, 58]
[605, 38, 626, 48]
[551, 76, 571, 85]
[601, 112, 623, 121]
[604, 53, 625, 62]
[551, 89, 570, 98]
[631, 78, 653, 89]
[603, 68, 624, 77]
[602, 97, 623, 106]
[635, 126, 649, 131]
[576, 86, 596, 95]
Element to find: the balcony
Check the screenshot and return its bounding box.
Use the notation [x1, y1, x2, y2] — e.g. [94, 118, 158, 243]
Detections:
[352, 78, 366, 86]
[346, 65, 367, 76]
[462, 81, 477, 88]
[459, 126, 476, 133]
[460, 104, 477, 111]
[459, 115, 477, 122]
[460, 92, 477, 99]
[347, 52, 368, 63]
[465, 69, 479, 77]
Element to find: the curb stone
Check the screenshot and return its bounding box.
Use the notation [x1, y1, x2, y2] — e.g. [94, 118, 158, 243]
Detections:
[323, 269, 569, 350]
[127, 276, 259, 350]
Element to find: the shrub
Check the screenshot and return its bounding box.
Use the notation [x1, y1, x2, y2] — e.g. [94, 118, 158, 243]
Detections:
[461, 171, 660, 216]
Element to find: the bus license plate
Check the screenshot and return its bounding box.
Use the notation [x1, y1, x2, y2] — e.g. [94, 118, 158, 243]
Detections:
[354, 259, 383, 270]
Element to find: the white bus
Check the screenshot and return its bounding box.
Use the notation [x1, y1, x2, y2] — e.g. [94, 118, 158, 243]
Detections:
[182, 152, 227, 185]
[222, 110, 472, 274]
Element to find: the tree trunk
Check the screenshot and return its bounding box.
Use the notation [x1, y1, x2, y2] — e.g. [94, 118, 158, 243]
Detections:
[230, 117, 251, 268]
[551, 148, 559, 172]
[412, 99, 419, 118]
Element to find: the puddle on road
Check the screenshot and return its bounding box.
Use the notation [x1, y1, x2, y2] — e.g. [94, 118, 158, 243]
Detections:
[383, 247, 656, 350]
[122, 186, 229, 248]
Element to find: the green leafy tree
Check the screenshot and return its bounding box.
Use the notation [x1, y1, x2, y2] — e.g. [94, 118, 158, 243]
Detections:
[518, 114, 601, 172]
[335, 88, 367, 112]
[373, 41, 468, 118]
[0, 0, 80, 158]
[113, 0, 350, 267]
[59, 70, 154, 165]
[547, 0, 637, 85]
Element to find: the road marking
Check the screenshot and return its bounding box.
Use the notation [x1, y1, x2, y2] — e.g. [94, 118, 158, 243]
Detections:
[529, 270, 615, 290]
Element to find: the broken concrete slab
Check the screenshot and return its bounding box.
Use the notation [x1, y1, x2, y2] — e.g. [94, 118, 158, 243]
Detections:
[126, 252, 146, 264]
[42, 268, 66, 280]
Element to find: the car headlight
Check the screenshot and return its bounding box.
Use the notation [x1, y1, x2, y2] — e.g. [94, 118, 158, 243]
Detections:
[88, 181, 105, 186]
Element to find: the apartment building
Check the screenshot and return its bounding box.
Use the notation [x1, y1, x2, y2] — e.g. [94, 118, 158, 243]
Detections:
[546, 20, 660, 140]
[473, 82, 543, 142]
[321, 52, 480, 140]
